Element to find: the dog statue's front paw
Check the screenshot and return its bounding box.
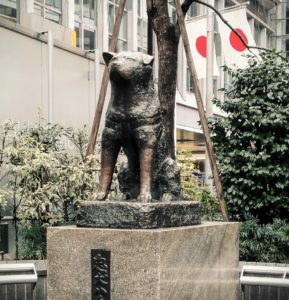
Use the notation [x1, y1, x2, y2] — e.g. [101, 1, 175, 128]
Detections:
[137, 192, 152, 203]
[91, 191, 107, 201]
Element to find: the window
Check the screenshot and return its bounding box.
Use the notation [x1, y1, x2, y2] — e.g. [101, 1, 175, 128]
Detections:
[186, 67, 194, 93]
[224, 0, 235, 8]
[247, 0, 269, 23]
[286, 4, 289, 57]
[186, 2, 200, 19]
[137, 0, 147, 52]
[254, 22, 262, 46]
[176, 128, 206, 174]
[74, 0, 97, 50]
[34, 0, 62, 24]
[286, 39, 289, 57]
[168, 0, 176, 23]
[286, 5, 289, 35]
[0, 0, 17, 21]
[224, 70, 233, 96]
[108, 0, 128, 51]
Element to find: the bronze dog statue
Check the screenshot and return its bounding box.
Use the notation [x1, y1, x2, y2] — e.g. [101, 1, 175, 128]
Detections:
[93, 51, 161, 202]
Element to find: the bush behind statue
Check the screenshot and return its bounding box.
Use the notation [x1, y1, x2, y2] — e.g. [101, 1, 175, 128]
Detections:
[177, 150, 221, 221]
[210, 51, 289, 223]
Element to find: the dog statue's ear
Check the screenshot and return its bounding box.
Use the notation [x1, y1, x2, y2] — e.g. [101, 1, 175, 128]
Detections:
[103, 52, 115, 65]
[143, 55, 154, 66]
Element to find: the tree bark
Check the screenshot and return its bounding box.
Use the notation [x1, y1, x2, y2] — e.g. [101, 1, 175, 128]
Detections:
[148, 0, 190, 159]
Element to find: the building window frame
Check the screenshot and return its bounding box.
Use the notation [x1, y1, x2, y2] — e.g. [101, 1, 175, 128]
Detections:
[186, 67, 195, 93]
[108, 0, 128, 52]
[186, 2, 201, 19]
[168, 0, 177, 23]
[0, 0, 18, 22]
[137, 0, 147, 52]
[34, 0, 63, 24]
[74, 0, 97, 50]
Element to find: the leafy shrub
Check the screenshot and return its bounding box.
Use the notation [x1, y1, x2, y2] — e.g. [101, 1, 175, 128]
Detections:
[210, 51, 289, 223]
[0, 121, 101, 258]
[177, 150, 221, 220]
[0, 121, 16, 218]
[6, 124, 99, 226]
[19, 224, 47, 260]
[199, 188, 222, 221]
[177, 150, 200, 199]
[240, 215, 289, 263]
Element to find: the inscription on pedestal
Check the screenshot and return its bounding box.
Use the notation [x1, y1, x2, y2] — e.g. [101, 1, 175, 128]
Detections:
[91, 249, 111, 300]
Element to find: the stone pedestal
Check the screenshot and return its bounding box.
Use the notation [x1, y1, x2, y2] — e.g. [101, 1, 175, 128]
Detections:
[77, 200, 201, 228]
[47, 222, 239, 300]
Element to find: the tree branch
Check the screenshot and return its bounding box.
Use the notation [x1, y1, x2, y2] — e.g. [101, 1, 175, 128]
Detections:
[147, 0, 153, 13]
[181, 0, 195, 15]
[192, 0, 269, 54]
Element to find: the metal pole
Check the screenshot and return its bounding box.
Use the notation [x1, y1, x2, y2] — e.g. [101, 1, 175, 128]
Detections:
[174, 0, 229, 221]
[16, 0, 20, 23]
[86, 0, 126, 156]
[94, 49, 100, 113]
[205, 0, 214, 189]
[47, 31, 53, 124]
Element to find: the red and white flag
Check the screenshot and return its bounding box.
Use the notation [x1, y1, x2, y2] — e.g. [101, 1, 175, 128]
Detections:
[186, 16, 219, 79]
[216, 6, 259, 68]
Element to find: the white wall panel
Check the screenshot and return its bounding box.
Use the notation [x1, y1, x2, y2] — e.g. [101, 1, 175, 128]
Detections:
[0, 26, 107, 131]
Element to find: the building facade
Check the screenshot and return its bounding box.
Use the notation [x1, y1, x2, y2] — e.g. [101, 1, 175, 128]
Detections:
[0, 0, 287, 173]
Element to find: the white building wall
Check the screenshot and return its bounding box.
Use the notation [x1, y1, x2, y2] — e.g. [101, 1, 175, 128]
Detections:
[0, 26, 43, 124]
[0, 24, 107, 131]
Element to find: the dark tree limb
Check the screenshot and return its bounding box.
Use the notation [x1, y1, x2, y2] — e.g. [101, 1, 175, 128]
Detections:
[181, 0, 195, 15]
[147, 0, 153, 12]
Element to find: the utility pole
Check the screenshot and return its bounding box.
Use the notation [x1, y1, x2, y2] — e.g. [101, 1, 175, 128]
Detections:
[47, 31, 53, 124]
[204, 0, 214, 190]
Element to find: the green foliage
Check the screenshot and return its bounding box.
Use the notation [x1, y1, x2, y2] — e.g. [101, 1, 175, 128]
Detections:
[5, 124, 99, 227]
[177, 150, 221, 220]
[199, 188, 222, 221]
[0, 121, 101, 258]
[19, 224, 47, 260]
[210, 51, 289, 222]
[177, 150, 199, 198]
[240, 215, 289, 263]
[0, 121, 16, 215]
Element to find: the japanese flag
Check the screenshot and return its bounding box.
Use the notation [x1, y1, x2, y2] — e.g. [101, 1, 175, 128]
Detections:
[186, 16, 219, 79]
[216, 6, 259, 68]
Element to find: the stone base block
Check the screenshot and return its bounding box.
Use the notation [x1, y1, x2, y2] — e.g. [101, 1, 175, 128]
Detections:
[47, 222, 239, 300]
[76, 200, 201, 228]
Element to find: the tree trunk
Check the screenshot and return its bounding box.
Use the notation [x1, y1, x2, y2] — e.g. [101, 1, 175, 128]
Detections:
[150, 1, 179, 159]
[148, 0, 192, 159]
[140, 0, 194, 200]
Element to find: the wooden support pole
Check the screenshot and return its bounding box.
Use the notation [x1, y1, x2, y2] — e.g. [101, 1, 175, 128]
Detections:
[86, 0, 126, 156]
[174, 0, 229, 221]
